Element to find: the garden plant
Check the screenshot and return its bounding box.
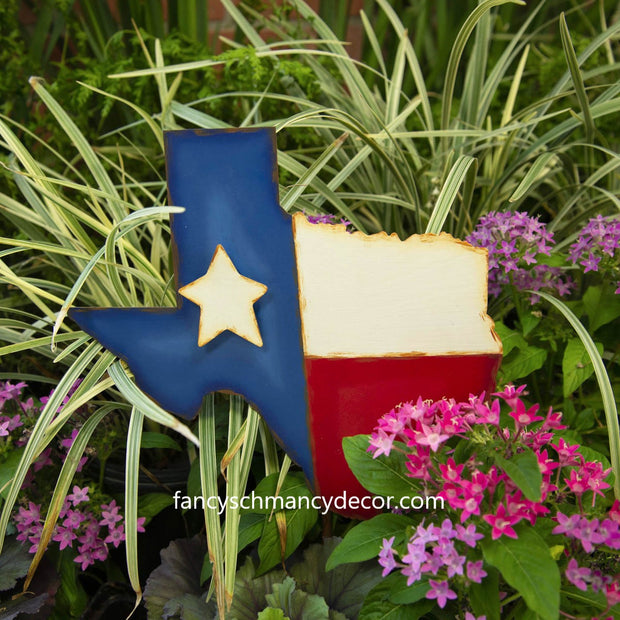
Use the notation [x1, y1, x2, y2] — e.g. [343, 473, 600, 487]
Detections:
[0, 0, 619, 618]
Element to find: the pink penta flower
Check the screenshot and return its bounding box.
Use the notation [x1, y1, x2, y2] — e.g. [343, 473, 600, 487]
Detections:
[52, 526, 77, 551]
[63, 509, 86, 531]
[466, 560, 488, 584]
[414, 423, 450, 452]
[606, 581, 620, 606]
[104, 525, 125, 548]
[551, 438, 581, 466]
[609, 500, 620, 524]
[565, 469, 588, 496]
[426, 579, 457, 608]
[509, 400, 544, 427]
[100, 500, 122, 528]
[483, 504, 519, 540]
[439, 458, 464, 483]
[66, 485, 89, 506]
[368, 429, 395, 458]
[493, 384, 528, 409]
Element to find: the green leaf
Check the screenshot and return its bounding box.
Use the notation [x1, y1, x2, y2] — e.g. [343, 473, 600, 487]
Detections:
[252, 473, 318, 574]
[562, 338, 604, 397]
[493, 321, 526, 356]
[582, 285, 620, 332]
[343, 436, 418, 500]
[138, 493, 174, 520]
[238, 512, 265, 552]
[258, 609, 289, 620]
[518, 311, 541, 338]
[469, 566, 501, 620]
[227, 557, 286, 620]
[143, 536, 208, 620]
[139, 431, 182, 451]
[0, 537, 32, 591]
[265, 577, 330, 620]
[499, 344, 547, 382]
[326, 513, 414, 571]
[494, 447, 542, 502]
[0, 448, 24, 500]
[162, 593, 214, 620]
[359, 573, 432, 620]
[482, 525, 560, 620]
[290, 538, 383, 619]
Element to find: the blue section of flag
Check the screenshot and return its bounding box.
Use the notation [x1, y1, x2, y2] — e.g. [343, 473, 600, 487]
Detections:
[70, 129, 313, 477]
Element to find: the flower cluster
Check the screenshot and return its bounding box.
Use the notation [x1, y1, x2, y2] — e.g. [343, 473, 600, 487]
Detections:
[380, 518, 485, 609]
[2, 381, 146, 571]
[369, 386, 619, 614]
[466, 210, 574, 303]
[13, 489, 145, 570]
[568, 215, 620, 293]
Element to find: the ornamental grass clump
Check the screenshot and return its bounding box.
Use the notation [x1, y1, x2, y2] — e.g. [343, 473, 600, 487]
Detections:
[336, 386, 619, 618]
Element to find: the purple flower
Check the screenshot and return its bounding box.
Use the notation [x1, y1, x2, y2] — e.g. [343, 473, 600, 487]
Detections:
[466, 560, 488, 584]
[568, 215, 620, 293]
[378, 537, 398, 577]
[426, 579, 457, 609]
[455, 523, 484, 548]
[467, 210, 573, 304]
[415, 524, 439, 546]
[565, 558, 591, 591]
[552, 512, 581, 537]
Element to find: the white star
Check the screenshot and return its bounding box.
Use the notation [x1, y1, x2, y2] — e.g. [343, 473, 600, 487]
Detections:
[179, 245, 268, 347]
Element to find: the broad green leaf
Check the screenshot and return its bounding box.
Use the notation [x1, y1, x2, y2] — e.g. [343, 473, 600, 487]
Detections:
[227, 557, 286, 620]
[495, 447, 542, 502]
[482, 525, 560, 620]
[583, 285, 620, 332]
[493, 321, 526, 356]
[139, 431, 182, 451]
[238, 512, 266, 552]
[138, 493, 175, 520]
[258, 609, 289, 620]
[469, 566, 501, 620]
[265, 577, 330, 620]
[326, 513, 414, 571]
[562, 338, 604, 397]
[143, 536, 210, 620]
[289, 538, 383, 618]
[343, 436, 419, 500]
[0, 537, 32, 591]
[256, 503, 317, 575]
[0, 449, 24, 500]
[499, 345, 547, 382]
[359, 573, 432, 620]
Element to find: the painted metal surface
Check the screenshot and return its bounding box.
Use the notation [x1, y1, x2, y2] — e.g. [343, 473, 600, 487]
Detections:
[70, 128, 502, 517]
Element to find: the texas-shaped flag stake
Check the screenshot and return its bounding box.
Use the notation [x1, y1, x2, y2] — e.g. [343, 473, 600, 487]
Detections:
[70, 128, 503, 517]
